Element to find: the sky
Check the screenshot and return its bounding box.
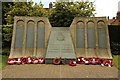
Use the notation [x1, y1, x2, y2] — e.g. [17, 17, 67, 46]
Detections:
[32, 0, 120, 19]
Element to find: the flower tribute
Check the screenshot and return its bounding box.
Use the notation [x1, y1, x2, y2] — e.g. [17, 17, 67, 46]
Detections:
[8, 56, 113, 67]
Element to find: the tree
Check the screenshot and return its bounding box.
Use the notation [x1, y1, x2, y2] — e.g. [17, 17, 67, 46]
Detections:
[49, 1, 96, 27]
[29, 2, 48, 17]
[2, 2, 14, 25]
[8, 1, 33, 24]
[8, 1, 47, 24]
[2, 25, 13, 55]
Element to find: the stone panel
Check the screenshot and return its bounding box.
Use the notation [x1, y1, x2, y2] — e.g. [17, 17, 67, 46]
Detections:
[76, 22, 85, 48]
[26, 21, 34, 48]
[98, 28, 107, 48]
[37, 21, 45, 48]
[97, 21, 107, 48]
[87, 22, 95, 48]
[14, 20, 24, 48]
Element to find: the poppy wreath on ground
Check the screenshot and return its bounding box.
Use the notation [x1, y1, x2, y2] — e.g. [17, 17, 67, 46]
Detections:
[16, 58, 22, 64]
[38, 58, 45, 64]
[98, 58, 104, 66]
[77, 57, 85, 64]
[32, 58, 39, 64]
[103, 59, 113, 67]
[53, 57, 61, 65]
[84, 58, 90, 65]
[21, 57, 27, 64]
[90, 57, 98, 65]
[69, 61, 77, 66]
[26, 56, 33, 64]
[8, 58, 16, 65]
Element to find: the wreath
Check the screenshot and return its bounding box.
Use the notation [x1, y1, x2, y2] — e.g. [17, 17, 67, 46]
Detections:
[32, 58, 39, 64]
[103, 59, 113, 67]
[53, 57, 61, 65]
[26, 56, 33, 64]
[38, 58, 45, 64]
[77, 57, 85, 64]
[8, 58, 16, 65]
[16, 58, 22, 64]
[69, 61, 77, 66]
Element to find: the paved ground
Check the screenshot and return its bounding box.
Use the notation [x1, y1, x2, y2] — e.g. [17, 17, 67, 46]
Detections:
[118, 70, 120, 79]
[2, 64, 118, 78]
[0, 72, 2, 80]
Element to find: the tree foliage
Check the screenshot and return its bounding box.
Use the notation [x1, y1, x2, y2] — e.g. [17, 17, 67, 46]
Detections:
[9, 1, 48, 24]
[49, 1, 96, 27]
[28, 2, 48, 17]
[2, 25, 13, 48]
[2, 2, 14, 24]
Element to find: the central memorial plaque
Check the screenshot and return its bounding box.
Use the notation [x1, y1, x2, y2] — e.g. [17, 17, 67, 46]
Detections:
[45, 27, 76, 63]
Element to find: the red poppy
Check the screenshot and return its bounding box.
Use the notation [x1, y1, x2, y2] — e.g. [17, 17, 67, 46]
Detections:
[53, 57, 61, 65]
[32, 58, 39, 64]
[8, 58, 16, 65]
[69, 61, 77, 66]
[77, 57, 85, 64]
[26, 56, 33, 64]
[38, 58, 45, 64]
[16, 58, 22, 64]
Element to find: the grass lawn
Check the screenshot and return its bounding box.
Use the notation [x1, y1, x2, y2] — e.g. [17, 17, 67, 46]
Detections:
[113, 55, 120, 69]
[0, 55, 9, 70]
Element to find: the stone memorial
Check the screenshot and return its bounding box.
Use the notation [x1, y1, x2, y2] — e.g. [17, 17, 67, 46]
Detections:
[9, 16, 112, 64]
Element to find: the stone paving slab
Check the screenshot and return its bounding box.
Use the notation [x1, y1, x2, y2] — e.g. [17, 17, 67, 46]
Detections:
[2, 64, 118, 78]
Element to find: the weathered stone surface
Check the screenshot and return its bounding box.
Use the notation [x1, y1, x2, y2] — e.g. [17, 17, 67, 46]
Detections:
[14, 27, 24, 48]
[37, 27, 45, 48]
[76, 28, 85, 48]
[98, 28, 107, 48]
[87, 28, 96, 48]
